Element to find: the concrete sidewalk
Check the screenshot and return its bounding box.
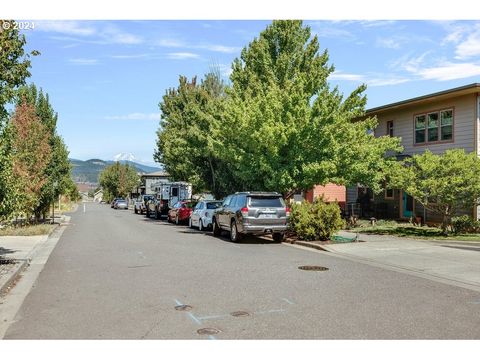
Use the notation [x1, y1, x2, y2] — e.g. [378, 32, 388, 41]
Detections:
[295, 231, 480, 293]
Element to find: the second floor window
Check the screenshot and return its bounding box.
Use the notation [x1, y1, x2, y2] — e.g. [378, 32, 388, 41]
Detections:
[415, 108, 453, 144]
[387, 120, 394, 137]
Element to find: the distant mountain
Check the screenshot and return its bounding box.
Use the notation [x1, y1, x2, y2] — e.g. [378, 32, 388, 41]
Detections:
[70, 158, 162, 184]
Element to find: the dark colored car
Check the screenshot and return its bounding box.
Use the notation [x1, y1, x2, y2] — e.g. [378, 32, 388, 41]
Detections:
[167, 200, 197, 225]
[212, 192, 289, 243]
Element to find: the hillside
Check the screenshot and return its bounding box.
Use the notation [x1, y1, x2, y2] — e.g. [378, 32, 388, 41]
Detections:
[70, 158, 162, 184]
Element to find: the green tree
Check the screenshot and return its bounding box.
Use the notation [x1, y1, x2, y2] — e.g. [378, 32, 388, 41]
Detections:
[155, 71, 236, 197]
[388, 149, 480, 234]
[0, 20, 39, 125]
[99, 162, 139, 202]
[218, 20, 402, 197]
[11, 100, 52, 220]
[0, 123, 16, 220]
[0, 20, 39, 221]
[17, 84, 73, 220]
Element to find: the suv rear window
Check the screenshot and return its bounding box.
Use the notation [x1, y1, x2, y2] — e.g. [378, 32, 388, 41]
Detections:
[248, 196, 284, 208]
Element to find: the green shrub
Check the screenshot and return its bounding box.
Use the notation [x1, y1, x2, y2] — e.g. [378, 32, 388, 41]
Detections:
[451, 215, 479, 234]
[289, 197, 345, 241]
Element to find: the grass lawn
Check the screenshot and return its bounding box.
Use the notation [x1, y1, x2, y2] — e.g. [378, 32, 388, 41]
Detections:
[0, 224, 56, 236]
[349, 220, 480, 242]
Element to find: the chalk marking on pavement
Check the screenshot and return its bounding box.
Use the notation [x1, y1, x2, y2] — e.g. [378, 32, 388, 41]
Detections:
[468, 301, 480, 304]
[187, 312, 202, 325]
[173, 299, 216, 339]
[254, 309, 285, 315]
[197, 314, 229, 320]
[281, 298, 294, 305]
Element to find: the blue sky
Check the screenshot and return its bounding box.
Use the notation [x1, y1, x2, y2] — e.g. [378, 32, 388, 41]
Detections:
[20, 20, 480, 164]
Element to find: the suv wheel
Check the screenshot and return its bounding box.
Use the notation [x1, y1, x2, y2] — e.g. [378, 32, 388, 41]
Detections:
[134, 208, 138, 214]
[272, 232, 284, 243]
[145, 208, 150, 218]
[198, 219, 203, 231]
[155, 208, 161, 220]
[230, 220, 242, 243]
[212, 217, 221, 236]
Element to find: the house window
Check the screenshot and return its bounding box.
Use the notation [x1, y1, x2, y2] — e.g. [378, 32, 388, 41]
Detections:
[427, 112, 439, 142]
[440, 110, 453, 141]
[384, 182, 394, 200]
[414, 108, 453, 144]
[386, 120, 394, 137]
[415, 115, 426, 143]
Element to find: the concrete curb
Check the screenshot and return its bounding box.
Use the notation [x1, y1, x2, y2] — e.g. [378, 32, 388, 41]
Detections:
[293, 240, 330, 252]
[0, 260, 29, 296]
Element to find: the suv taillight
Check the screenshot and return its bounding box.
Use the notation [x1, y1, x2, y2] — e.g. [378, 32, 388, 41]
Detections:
[286, 207, 291, 217]
[241, 207, 249, 217]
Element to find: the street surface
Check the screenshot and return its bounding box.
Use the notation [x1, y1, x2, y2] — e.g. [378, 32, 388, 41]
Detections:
[4, 203, 480, 339]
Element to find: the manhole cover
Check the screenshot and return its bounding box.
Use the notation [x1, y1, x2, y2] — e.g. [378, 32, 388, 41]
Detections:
[197, 328, 221, 335]
[230, 311, 250, 317]
[175, 305, 192, 311]
[298, 265, 329, 271]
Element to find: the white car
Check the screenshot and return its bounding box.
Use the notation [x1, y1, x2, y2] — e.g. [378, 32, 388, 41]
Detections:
[189, 200, 222, 231]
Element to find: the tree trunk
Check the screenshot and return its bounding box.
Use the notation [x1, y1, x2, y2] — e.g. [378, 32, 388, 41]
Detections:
[441, 207, 450, 236]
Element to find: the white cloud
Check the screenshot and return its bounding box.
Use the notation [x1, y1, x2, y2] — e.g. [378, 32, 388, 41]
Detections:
[376, 36, 404, 49]
[156, 38, 186, 47]
[311, 25, 355, 40]
[167, 52, 200, 60]
[38, 21, 143, 45]
[104, 113, 159, 121]
[111, 54, 150, 59]
[69, 58, 98, 65]
[197, 44, 241, 54]
[36, 21, 96, 36]
[415, 62, 480, 81]
[101, 25, 143, 45]
[329, 71, 409, 87]
[329, 72, 364, 81]
[156, 38, 241, 54]
[455, 29, 480, 59]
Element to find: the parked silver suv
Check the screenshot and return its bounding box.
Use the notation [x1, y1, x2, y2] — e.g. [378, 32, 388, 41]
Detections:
[212, 192, 290, 243]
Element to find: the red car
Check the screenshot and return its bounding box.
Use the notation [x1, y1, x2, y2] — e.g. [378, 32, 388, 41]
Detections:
[167, 201, 197, 225]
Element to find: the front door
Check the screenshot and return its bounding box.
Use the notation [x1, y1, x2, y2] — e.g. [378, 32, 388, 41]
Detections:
[402, 191, 413, 218]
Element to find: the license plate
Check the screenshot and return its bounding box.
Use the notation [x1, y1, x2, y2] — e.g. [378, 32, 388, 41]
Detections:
[260, 214, 275, 218]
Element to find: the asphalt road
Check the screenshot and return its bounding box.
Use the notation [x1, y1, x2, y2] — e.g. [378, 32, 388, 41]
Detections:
[5, 203, 480, 339]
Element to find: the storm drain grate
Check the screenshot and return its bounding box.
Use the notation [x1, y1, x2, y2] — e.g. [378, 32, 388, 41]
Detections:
[197, 328, 221, 335]
[175, 305, 192, 311]
[230, 311, 250, 317]
[298, 265, 329, 271]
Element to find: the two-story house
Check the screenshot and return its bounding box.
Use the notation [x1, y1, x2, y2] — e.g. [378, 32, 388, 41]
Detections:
[347, 83, 480, 223]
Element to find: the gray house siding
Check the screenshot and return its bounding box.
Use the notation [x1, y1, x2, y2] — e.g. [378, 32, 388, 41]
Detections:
[347, 92, 479, 222]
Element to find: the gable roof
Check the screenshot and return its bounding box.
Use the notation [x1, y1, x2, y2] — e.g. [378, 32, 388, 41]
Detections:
[142, 170, 169, 177]
[366, 83, 480, 115]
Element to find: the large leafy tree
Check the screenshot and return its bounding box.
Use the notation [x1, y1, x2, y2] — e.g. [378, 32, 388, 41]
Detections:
[388, 149, 480, 234]
[11, 100, 52, 220]
[0, 20, 39, 125]
[17, 84, 73, 219]
[99, 162, 140, 202]
[155, 71, 237, 197]
[0, 20, 38, 220]
[219, 20, 402, 197]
